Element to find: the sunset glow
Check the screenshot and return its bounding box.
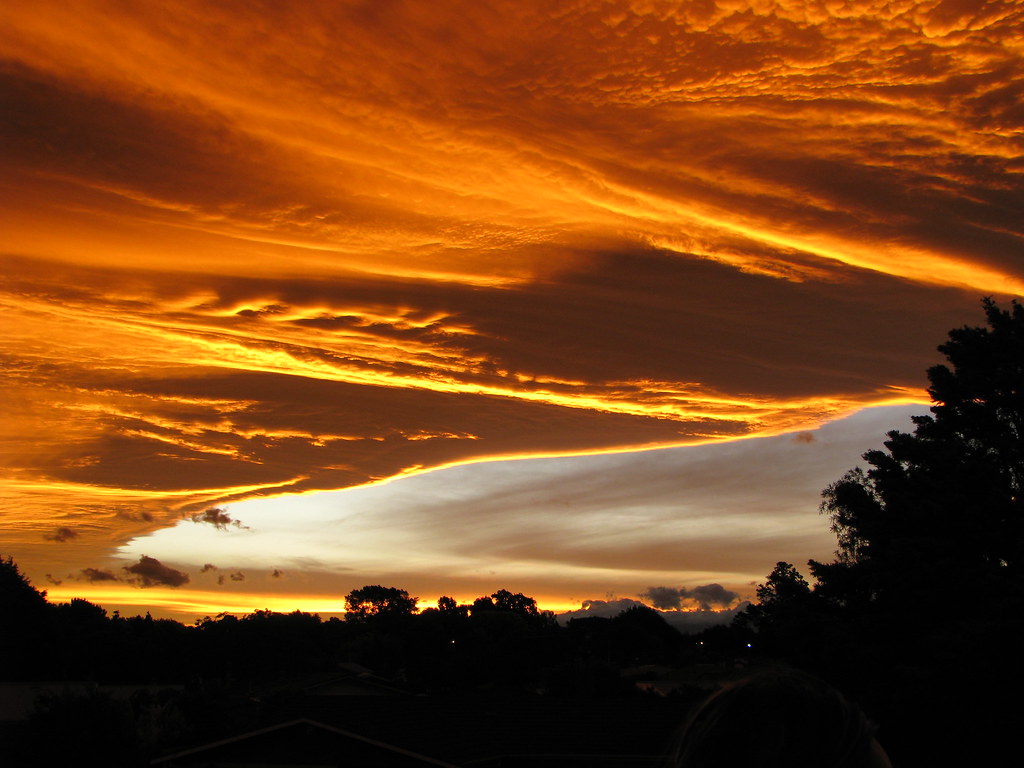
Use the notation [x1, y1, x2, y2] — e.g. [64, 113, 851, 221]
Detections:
[3, 1, 1022, 620]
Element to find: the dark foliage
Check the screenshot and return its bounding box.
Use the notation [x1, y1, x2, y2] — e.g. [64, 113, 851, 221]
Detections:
[814, 306, 1023, 612]
[737, 299, 1024, 766]
[0, 556, 52, 680]
[343, 585, 418, 622]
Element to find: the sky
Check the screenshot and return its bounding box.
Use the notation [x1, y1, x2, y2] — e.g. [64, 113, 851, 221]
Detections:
[2, 0, 1022, 621]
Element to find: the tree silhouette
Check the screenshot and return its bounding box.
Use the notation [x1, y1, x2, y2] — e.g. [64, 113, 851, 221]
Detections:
[811, 298, 1024, 610]
[738, 562, 809, 627]
[735, 561, 824, 661]
[738, 299, 1024, 766]
[755, 562, 811, 605]
[1, 555, 53, 680]
[490, 589, 540, 616]
[0, 554, 48, 614]
[343, 585, 418, 622]
[437, 595, 458, 612]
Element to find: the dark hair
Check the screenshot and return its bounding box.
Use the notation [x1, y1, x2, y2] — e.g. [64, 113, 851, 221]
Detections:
[670, 670, 878, 768]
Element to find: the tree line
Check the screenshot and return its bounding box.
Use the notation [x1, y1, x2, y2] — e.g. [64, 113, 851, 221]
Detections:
[2, 560, 709, 765]
[0, 562, 706, 690]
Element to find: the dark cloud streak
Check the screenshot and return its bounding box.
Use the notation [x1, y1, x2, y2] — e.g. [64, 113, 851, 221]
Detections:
[190, 507, 249, 531]
[80, 567, 119, 583]
[123, 556, 190, 588]
[44, 527, 78, 543]
[643, 584, 740, 611]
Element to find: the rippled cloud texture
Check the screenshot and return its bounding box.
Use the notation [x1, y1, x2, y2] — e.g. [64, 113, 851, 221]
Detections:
[2, 1, 1022, 615]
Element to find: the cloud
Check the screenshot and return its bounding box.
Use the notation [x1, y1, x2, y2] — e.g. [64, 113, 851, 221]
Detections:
[43, 527, 78, 542]
[686, 584, 740, 611]
[643, 583, 741, 611]
[212, 570, 245, 584]
[123, 555, 189, 588]
[116, 510, 155, 523]
[271, 568, 283, 578]
[190, 507, 249, 531]
[200, 563, 218, 573]
[45, 573, 62, 585]
[792, 432, 816, 444]
[643, 586, 685, 611]
[80, 567, 120, 583]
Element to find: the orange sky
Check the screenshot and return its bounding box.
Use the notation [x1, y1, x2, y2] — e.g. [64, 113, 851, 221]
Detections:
[2, 0, 1022, 621]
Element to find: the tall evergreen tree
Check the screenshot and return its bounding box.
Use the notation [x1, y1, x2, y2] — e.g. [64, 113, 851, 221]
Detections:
[739, 299, 1024, 766]
[812, 298, 1024, 609]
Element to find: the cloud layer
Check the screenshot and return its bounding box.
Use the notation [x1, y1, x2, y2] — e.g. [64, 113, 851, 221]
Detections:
[113, 405, 922, 611]
[2, 1, 1022, 611]
[123, 555, 190, 588]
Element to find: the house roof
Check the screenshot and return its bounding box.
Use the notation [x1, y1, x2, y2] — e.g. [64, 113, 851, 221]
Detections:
[151, 717, 462, 767]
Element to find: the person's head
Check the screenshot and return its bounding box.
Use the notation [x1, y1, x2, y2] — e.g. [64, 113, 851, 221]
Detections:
[670, 669, 891, 768]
